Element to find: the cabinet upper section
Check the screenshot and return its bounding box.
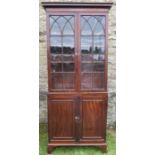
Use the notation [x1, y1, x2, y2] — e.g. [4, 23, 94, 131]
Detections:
[42, 3, 112, 92]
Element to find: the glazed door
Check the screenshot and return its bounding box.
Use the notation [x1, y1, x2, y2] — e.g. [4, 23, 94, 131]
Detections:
[48, 15, 77, 91]
[48, 14, 107, 92]
[80, 15, 106, 90]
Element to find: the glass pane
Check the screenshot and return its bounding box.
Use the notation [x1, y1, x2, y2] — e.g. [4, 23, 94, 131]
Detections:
[50, 36, 61, 47]
[50, 16, 74, 35]
[56, 16, 66, 33]
[93, 54, 99, 61]
[81, 54, 104, 62]
[63, 17, 74, 35]
[94, 22, 104, 35]
[81, 36, 92, 54]
[81, 46, 92, 54]
[81, 16, 98, 35]
[99, 55, 105, 61]
[63, 73, 74, 89]
[81, 73, 92, 83]
[52, 73, 63, 89]
[94, 16, 105, 35]
[81, 16, 105, 35]
[51, 63, 62, 72]
[63, 36, 74, 47]
[93, 54, 105, 61]
[92, 72, 104, 88]
[63, 36, 74, 50]
[93, 63, 104, 72]
[94, 36, 104, 47]
[63, 47, 74, 54]
[50, 22, 61, 35]
[50, 16, 54, 26]
[51, 54, 62, 61]
[81, 83, 92, 89]
[50, 47, 61, 54]
[81, 24, 92, 35]
[93, 47, 104, 54]
[81, 63, 104, 72]
[97, 16, 105, 25]
[81, 16, 92, 35]
[88, 16, 98, 30]
[80, 16, 86, 29]
[81, 54, 93, 61]
[63, 63, 74, 72]
[81, 36, 92, 47]
[63, 55, 74, 61]
[50, 16, 60, 35]
[81, 63, 93, 72]
[63, 36, 74, 54]
[81, 73, 92, 89]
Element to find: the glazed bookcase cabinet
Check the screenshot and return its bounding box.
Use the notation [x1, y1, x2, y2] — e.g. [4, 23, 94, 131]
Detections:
[42, 2, 112, 154]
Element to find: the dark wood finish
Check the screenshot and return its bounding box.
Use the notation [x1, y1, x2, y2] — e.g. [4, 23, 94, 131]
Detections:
[99, 145, 107, 153]
[48, 99, 75, 140]
[42, 2, 112, 154]
[47, 145, 56, 154]
[42, 2, 113, 8]
[81, 100, 105, 139]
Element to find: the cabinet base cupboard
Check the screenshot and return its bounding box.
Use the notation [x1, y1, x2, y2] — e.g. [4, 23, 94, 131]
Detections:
[42, 2, 113, 153]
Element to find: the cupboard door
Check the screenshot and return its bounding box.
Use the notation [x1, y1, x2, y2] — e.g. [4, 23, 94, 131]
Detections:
[81, 99, 106, 140]
[48, 100, 75, 140]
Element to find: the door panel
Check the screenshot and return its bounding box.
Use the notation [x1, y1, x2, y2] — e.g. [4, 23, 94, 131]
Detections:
[81, 99, 105, 139]
[48, 100, 75, 140]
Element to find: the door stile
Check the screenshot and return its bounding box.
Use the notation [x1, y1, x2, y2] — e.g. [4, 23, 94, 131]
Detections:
[74, 96, 81, 141]
[76, 13, 81, 92]
[46, 13, 52, 92]
[104, 13, 108, 91]
[74, 14, 79, 91]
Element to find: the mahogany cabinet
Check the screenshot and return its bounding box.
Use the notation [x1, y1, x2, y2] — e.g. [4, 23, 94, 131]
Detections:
[42, 2, 112, 153]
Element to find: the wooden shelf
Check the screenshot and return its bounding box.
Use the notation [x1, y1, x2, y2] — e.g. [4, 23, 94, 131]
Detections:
[51, 72, 75, 74]
[51, 61, 74, 63]
[81, 61, 104, 63]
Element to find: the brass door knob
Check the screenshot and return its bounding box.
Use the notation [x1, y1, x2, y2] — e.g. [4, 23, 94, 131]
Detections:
[75, 116, 80, 120]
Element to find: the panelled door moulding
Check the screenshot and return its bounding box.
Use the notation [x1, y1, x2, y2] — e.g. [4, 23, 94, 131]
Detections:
[42, 2, 112, 154]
